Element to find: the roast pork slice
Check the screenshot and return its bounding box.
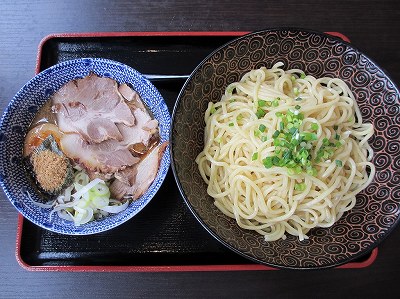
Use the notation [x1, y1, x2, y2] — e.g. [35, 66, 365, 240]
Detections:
[60, 133, 140, 173]
[116, 108, 157, 147]
[119, 83, 146, 111]
[52, 74, 136, 143]
[110, 142, 168, 200]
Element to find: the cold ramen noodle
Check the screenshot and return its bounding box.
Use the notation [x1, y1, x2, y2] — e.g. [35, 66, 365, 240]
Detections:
[24, 74, 167, 225]
[196, 63, 375, 241]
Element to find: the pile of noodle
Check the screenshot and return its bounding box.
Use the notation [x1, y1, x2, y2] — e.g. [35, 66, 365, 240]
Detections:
[196, 62, 375, 241]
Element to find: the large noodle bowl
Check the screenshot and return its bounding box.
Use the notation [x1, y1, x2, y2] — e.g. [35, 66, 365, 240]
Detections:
[196, 62, 375, 241]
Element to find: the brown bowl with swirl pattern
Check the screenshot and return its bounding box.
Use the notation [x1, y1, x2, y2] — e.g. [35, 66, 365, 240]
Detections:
[170, 28, 400, 269]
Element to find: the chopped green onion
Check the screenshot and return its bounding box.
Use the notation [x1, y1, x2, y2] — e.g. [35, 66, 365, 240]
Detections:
[259, 124, 266, 132]
[210, 107, 216, 114]
[280, 122, 285, 131]
[293, 87, 299, 96]
[335, 133, 340, 140]
[295, 97, 302, 101]
[301, 132, 317, 141]
[287, 168, 295, 176]
[272, 99, 279, 107]
[261, 135, 268, 142]
[336, 160, 343, 167]
[291, 75, 296, 82]
[228, 122, 234, 127]
[256, 108, 266, 118]
[254, 130, 261, 137]
[289, 127, 298, 135]
[295, 105, 301, 110]
[306, 167, 317, 176]
[258, 100, 266, 107]
[300, 73, 306, 79]
[263, 157, 273, 168]
[272, 130, 280, 138]
[272, 156, 281, 166]
[295, 183, 306, 191]
[252, 152, 258, 161]
[275, 112, 283, 117]
[237, 114, 243, 121]
[311, 123, 319, 131]
[229, 98, 236, 103]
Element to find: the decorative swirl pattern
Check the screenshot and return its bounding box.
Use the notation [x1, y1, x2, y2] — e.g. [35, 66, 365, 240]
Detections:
[236, 40, 249, 56]
[250, 49, 264, 63]
[325, 57, 340, 72]
[343, 51, 358, 65]
[384, 125, 400, 140]
[375, 169, 391, 184]
[339, 65, 355, 79]
[373, 186, 390, 201]
[288, 46, 303, 61]
[359, 104, 374, 119]
[346, 212, 365, 225]
[332, 43, 346, 55]
[171, 29, 400, 269]
[280, 39, 294, 54]
[304, 48, 319, 61]
[391, 173, 400, 185]
[319, 48, 331, 60]
[391, 186, 400, 200]
[386, 140, 400, 155]
[215, 63, 228, 76]
[374, 116, 391, 132]
[369, 135, 385, 151]
[215, 75, 226, 89]
[249, 36, 264, 52]
[289, 60, 305, 71]
[373, 105, 385, 116]
[355, 193, 369, 209]
[370, 93, 383, 106]
[382, 200, 398, 215]
[387, 104, 399, 116]
[352, 70, 371, 87]
[384, 91, 398, 105]
[374, 153, 391, 170]
[371, 79, 385, 92]
[306, 60, 324, 78]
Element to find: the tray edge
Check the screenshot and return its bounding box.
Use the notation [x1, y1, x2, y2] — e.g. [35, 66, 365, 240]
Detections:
[17, 30, 376, 272]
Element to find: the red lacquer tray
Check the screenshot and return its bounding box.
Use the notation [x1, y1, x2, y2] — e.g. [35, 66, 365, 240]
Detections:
[16, 31, 377, 272]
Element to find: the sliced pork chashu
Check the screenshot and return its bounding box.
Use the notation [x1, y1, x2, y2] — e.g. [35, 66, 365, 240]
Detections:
[60, 133, 140, 173]
[53, 73, 163, 200]
[52, 74, 135, 143]
[110, 142, 168, 200]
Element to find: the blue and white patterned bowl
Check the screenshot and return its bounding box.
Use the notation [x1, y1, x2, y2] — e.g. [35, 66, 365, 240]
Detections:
[0, 58, 171, 235]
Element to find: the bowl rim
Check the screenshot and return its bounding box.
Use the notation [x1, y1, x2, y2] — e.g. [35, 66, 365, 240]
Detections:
[0, 57, 171, 235]
[170, 27, 400, 269]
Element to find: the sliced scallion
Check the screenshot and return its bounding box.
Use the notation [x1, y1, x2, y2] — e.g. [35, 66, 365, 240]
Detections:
[256, 108, 266, 118]
[252, 152, 258, 161]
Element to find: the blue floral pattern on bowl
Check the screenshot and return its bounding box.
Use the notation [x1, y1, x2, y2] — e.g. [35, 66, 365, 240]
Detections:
[0, 58, 171, 235]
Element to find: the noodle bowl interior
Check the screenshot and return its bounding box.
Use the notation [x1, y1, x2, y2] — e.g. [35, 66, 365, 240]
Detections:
[196, 62, 375, 241]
